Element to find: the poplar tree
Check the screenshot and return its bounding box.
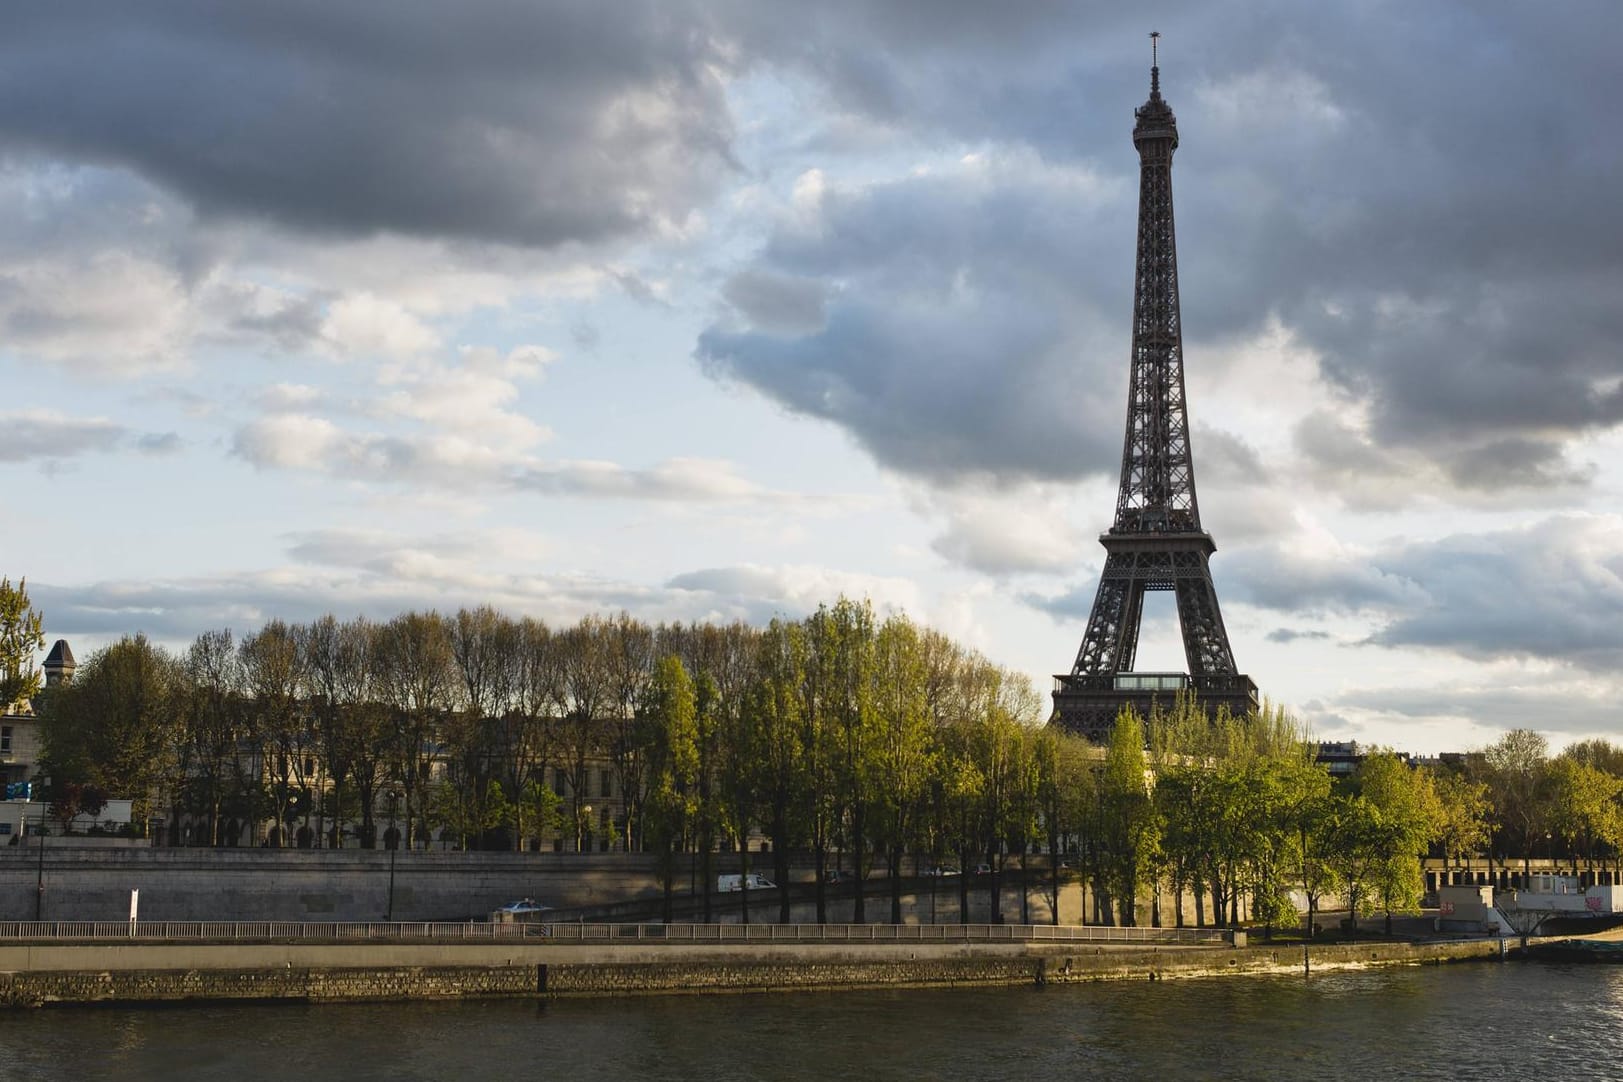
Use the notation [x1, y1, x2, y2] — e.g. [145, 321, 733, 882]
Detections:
[643, 654, 698, 921]
[0, 576, 45, 710]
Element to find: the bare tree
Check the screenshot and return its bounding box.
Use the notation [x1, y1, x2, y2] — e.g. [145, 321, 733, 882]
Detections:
[373, 611, 454, 848]
[603, 612, 654, 850]
[180, 629, 244, 846]
[559, 616, 613, 851]
[239, 620, 309, 846]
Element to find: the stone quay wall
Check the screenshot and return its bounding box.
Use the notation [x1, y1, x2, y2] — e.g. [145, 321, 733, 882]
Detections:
[0, 935, 1505, 1007]
[0, 846, 665, 922]
[0, 844, 1076, 924]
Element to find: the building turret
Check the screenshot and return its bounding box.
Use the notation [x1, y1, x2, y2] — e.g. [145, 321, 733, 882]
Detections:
[42, 639, 75, 687]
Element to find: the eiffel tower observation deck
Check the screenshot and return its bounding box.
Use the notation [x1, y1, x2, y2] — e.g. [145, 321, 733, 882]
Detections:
[1052, 37, 1258, 742]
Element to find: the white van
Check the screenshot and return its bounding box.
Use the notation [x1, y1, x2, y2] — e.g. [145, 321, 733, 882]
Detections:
[717, 873, 775, 892]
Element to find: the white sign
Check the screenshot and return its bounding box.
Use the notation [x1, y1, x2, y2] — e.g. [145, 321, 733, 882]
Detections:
[129, 889, 140, 923]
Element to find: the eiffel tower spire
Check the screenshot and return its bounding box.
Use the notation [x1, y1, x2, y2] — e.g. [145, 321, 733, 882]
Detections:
[1052, 44, 1257, 741]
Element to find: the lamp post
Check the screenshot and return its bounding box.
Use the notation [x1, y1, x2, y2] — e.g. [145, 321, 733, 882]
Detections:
[34, 805, 47, 921]
[385, 788, 401, 921]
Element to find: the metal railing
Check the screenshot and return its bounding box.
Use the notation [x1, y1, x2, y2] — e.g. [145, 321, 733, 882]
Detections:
[0, 920, 1234, 946]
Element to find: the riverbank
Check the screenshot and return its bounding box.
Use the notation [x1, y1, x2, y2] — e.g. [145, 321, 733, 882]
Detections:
[0, 932, 1507, 1007]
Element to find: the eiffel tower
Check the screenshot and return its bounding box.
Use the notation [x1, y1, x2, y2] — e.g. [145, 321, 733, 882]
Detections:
[1051, 37, 1257, 741]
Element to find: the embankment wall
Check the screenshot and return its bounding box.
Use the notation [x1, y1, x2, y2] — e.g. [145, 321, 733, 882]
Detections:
[0, 847, 663, 921]
[0, 846, 1071, 923]
[0, 936, 1504, 1007]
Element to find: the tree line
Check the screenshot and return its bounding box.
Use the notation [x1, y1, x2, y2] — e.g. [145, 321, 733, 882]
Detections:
[12, 574, 1623, 930]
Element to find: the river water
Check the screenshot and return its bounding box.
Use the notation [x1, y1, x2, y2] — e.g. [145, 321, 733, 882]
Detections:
[2, 962, 1618, 1081]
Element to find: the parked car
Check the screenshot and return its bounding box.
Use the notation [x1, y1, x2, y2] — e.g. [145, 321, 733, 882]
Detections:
[971, 863, 994, 877]
[717, 873, 775, 892]
[823, 868, 857, 884]
[924, 866, 960, 877]
[496, 898, 551, 915]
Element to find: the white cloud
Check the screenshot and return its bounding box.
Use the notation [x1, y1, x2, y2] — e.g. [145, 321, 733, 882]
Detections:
[320, 293, 440, 359]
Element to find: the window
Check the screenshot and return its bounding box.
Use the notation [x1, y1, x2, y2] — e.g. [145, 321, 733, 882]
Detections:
[553, 769, 567, 797]
[599, 770, 612, 798]
[0, 823, 10, 836]
[1, 726, 10, 753]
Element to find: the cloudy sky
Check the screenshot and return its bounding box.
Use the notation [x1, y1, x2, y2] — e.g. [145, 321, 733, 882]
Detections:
[4, 1, 1621, 753]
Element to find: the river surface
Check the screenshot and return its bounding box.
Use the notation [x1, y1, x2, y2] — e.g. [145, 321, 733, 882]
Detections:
[3, 962, 1619, 1081]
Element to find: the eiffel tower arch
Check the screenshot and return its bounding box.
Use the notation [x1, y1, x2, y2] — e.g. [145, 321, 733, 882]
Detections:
[1051, 40, 1258, 742]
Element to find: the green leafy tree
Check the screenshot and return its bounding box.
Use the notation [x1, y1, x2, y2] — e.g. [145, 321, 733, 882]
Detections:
[643, 654, 699, 922]
[1357, 752, 1442, 934]
[870, 614, 934, 924]
[1431, 768, 1492, 871]
[1276, 754, 1336, 941]
[1478, 729, 1552, 878]
[746, 619, 809, 923]
[1101, 709, 1159, 927]
[823, 598, 879, 922]
[1547, 755, 1622, 874]
[0, 576, 46, 710]
[38, 634, 180, 824]
[426, 778, 508, 850]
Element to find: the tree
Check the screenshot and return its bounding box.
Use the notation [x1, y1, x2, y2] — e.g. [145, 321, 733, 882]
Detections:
[38, 634, 180, 824]
[1356, 752, 1441, 934]
[505, 617, 564, 850]
[426, 777, 508, 850]
[558, 615, 613, 852]
[1431, 768, 1491, 871]
[1479, 729, 1552, 878]
[746, 619, 809, 923]
[444, 606, 520, 849]
[1265, 751, 1336, 942]
[179, 628, 245, 846]
[1100, 709, 1159, 927]
[643, 654, 699, 922]
[373, 611, 455, 847]
[1037, 730, 1094, 925]
[602, 612, 654, 851]
[0, 576, 46, 710]
[822, 599, 879, 922]
[869, 614, 933, 924]
[1325, 793, 1384, 936]
[239, 620, 309, 846]
[1547, 756, 1621, 875]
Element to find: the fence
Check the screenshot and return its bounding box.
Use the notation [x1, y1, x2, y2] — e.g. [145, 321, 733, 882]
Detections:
[0, 920, 1234, 946]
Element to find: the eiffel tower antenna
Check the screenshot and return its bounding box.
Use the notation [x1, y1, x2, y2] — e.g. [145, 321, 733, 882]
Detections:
[1051, 46, 1258, 742]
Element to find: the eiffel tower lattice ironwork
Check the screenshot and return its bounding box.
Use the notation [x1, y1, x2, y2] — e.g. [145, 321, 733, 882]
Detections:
[1051, 39, 1257, 741]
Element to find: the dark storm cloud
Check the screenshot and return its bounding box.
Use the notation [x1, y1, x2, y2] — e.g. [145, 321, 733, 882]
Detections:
[1223, 545, 1425, 614]
[1369, 516, 1623, 670]
[701, 1, 1623, 494]
[1339, 683, 1621, 738]
[1223, 515, 1623, 672]
[698, 162, 1127, 483]
[0, 2, 735, 247]
[1020, 581, 1099, 623]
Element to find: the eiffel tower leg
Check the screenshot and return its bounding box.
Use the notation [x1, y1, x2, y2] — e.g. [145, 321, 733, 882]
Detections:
[1073, 553, 1144, 676]
[1117, 581, 1146, 672]
[1174, 565, 1237, 678]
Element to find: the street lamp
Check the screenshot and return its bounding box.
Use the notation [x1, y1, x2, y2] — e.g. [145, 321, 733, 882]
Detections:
[33, 805, 47, 922]
[385, 788, 401, 921]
